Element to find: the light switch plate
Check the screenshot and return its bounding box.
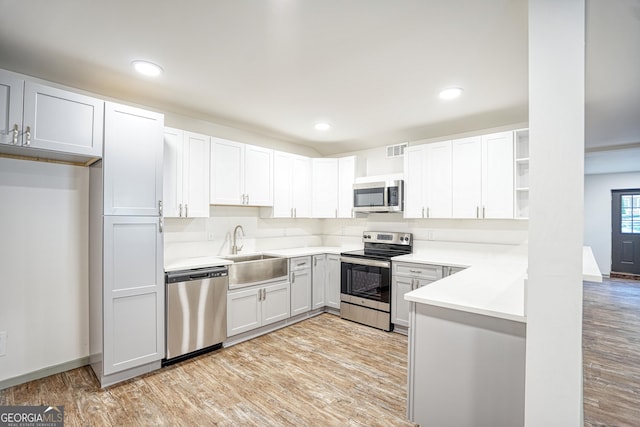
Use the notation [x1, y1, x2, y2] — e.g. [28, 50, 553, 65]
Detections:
[0, 331, 6, 356]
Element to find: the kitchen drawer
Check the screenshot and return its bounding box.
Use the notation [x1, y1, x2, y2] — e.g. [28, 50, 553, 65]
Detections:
[290, 256, 312, 271]
[393, 262, 443, 280]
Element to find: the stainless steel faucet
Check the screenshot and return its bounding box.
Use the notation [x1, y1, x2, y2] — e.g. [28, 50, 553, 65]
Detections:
[231, 225, 244, 254]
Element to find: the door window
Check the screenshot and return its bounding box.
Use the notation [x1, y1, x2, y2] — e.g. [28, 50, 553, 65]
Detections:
[620, 194, 640, 234]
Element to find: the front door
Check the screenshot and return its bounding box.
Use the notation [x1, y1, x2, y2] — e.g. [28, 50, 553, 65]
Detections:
[611, 189, 640, 275]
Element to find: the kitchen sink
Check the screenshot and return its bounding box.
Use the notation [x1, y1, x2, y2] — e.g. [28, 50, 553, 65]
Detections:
[222, 254, 288, 288]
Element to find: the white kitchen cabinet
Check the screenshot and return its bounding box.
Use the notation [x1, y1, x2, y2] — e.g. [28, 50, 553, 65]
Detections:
[89, 104, 165, 387]
[425, 141, 453, 218]
[103, 102, 164, 216]
[326, 254, 341, 310]
[404, 141, 452, 219]
[392, 262, 443, 328]
[227, 280, 291, 336]
[404, 145, 427, 219]
[271, 151, 311, 218]
[0, 69, 103, 159]
[210, 138, 273, 206]
[481, 132, 514, 218]
[337, 156, 364, 218]
[163, 128, 210, 218]
[452, 132, 513, 219]
[102, 216, 164, 375]
[312, 254, 327, 309]
[312, 158, 339, 218]
[290, 256, 312, 316]
[452, 136, 483, 218]
[514, 128, 530, 219]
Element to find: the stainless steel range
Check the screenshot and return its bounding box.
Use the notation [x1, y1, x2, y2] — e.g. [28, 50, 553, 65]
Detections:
[340, 231, 412, 331]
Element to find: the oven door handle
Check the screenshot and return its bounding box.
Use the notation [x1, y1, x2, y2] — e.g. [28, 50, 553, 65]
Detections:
[340, 256, 390, 269]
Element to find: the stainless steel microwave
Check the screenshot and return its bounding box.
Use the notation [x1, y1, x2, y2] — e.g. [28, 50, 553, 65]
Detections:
[353, 180, 404, 213]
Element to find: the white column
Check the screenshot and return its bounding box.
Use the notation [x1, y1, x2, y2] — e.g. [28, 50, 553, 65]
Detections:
[526, 1, 585, 426]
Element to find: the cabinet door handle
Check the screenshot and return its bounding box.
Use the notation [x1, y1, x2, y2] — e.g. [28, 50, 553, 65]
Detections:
[12, 124, 19, 145]
[314, 258, 317, 267]
[476, 206, 479, 218]
[185, 204, 188, 217]
[409, 269, 422, 274]
[159, 218, 163, 233]
[290, 208, 293, 218]
[335, 208, 337, 218]
[262, 288, 266, 301]
[292, 272, 296, 283]
[179, 203, 183, 217]
[294, 208, 297, 217]
[24, 126, 31, 146]
[427, 207, 430, 218]
[158, 200, 163, 216]
[482, 206, 486, 219]
[421, 207, 425, 218]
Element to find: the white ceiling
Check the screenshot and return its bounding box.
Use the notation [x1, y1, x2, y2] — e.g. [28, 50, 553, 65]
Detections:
[0, 0, 639, 163]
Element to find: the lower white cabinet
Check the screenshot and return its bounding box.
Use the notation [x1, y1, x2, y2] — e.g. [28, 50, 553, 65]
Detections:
[392, 262, 443, 327]
[290, 256, 312, 316]
[227, 281, 290, 337]
[326, 254, 341, 310]
[312, 254, 327, 309]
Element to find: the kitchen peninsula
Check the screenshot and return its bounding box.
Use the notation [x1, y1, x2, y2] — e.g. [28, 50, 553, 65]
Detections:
[403, 245, 602, 426]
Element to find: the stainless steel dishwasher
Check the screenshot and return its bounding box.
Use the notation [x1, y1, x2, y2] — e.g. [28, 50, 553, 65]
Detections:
[164, 266, 228, 364]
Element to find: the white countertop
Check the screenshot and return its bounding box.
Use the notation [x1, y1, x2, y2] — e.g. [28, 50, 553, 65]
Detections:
[164, 255, 233, 272]
[164, 246, 355, 271]
[403, 244, 602, 324]
[263, 246, 350, 258]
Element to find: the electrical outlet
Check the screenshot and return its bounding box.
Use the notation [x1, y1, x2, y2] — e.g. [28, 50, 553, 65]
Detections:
[0, 331, 7, 357]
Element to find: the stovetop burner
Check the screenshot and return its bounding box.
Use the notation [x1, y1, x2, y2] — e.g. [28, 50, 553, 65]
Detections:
[341, 231, 413, 260]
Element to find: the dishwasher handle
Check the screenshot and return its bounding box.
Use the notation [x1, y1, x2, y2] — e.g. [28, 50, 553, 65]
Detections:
[166, 266, 228, 284]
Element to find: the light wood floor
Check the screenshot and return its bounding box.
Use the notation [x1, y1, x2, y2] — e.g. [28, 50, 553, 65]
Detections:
[0, 314, 416, 426]
[2, 278, 640, 426]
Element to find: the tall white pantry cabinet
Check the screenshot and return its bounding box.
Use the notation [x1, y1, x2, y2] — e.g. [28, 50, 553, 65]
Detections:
[90, 102, 165, 387]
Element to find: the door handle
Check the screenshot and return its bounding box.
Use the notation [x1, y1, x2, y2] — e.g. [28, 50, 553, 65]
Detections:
[158, 200, 163, 216]
[159, 218, 163, 233]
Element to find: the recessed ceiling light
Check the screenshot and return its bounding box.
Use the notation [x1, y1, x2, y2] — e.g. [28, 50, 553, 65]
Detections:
[132, 60, 163, 77]
[314, 122, 331, 131]
[439, 87, 463, 100]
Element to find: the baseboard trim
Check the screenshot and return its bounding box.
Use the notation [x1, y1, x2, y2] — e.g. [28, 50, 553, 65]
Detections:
[0, 356, 90, 391]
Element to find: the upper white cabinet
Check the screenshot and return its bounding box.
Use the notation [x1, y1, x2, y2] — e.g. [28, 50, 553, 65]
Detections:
[103, 102, 164, 216]
[404, 141, 452, 219]
[452, 131, 513, 219]
[481, 132, 514, 218]
[514, 129, 530, 219]
[337, 156, 364, 218]
[312, 156, 363, 218]
[0, 69, 103, 159]
[312, 158, 339, 218]
[271, 151, 311, 218]
[210, 138, 273, 206]
[163, 128, 210, 218]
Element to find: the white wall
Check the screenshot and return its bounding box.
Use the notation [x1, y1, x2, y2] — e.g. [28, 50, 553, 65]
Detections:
[0, 158, 89, 384]
[584, 171, 640, 275]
